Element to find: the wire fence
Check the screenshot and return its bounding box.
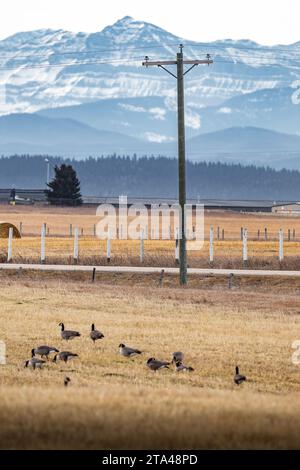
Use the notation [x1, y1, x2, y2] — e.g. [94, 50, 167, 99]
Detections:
[6, 220, 299, 241]
[1, 226, 300, 270]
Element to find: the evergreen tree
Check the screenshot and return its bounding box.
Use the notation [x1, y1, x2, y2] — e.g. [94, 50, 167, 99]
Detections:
[46, 164, 82, 206]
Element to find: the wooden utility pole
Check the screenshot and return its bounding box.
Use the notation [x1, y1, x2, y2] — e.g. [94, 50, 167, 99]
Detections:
[142, 46, 213, 285]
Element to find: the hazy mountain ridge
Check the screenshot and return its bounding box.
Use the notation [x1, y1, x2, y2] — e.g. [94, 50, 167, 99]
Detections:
[0, 113, 160, 156]
[1, 112, 300, 169]
[36, 87, 300, 141]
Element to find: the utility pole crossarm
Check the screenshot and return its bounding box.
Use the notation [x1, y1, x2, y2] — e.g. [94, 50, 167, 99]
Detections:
[182, 59, 213, 65]
[142, 60, 177, 66]
[142, 57, 213, 80]
[142, 59, 213, 67]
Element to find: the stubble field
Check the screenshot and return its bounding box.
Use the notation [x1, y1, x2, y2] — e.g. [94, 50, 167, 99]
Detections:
[1, 204, 300, 449]
[0, 271, 300, 449]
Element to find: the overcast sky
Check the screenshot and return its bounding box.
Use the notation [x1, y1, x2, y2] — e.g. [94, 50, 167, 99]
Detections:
[1, 0, 300, 45]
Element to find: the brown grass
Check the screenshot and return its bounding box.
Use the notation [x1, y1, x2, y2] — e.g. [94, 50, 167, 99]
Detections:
[1, 204, 300, 269]
[0, 272, 300, 449]
[1, 203, 300, 239]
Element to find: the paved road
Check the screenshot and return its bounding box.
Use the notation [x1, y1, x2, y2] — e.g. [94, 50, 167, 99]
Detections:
[1, 263, 300, 277]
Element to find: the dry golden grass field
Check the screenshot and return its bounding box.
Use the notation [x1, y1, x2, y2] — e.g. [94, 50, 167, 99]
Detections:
[1, 203, 300, 269]
[1, 270, 300, 449]
[1, 203, 300, 239]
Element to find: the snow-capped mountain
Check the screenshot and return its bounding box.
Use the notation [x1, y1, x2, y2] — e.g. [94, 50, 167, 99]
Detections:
[1, 16, 300, 168]
[0, 15, 299, 117]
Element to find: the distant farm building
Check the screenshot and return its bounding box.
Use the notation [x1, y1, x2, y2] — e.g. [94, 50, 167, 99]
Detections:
[0, 222, 21, 238]
[272, 203, 300, 215]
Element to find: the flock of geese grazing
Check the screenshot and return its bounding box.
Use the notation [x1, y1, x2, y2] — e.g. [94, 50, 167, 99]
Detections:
[24, 322, 247, 386]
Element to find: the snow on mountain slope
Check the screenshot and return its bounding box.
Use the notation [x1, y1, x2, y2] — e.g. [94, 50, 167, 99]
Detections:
[0, 16, 299, 116]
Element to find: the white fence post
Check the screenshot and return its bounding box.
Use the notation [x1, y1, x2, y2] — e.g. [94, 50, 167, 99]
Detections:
[209, 226, 214, 264]
[7, 227, 13, 262]
[41, 224, 46, 264]
[73, 228, 79, 263]
[140, 229, 144, 263]
[243, 228, 248, 265]
[175, 227, 179, 263]
[279, 229, 284, 262]
[107, 231, 111, 263]
[0, 340, 6, 365]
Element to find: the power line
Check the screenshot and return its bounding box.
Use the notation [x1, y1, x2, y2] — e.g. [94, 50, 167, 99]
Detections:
[0, 40, 300, 66]
[0, 54, 300, 72]
[184, 41, 300, 55]
[0, 38, 299, 62]
[0, 33, 299, 72]
[1, 50, 300, 65]
[0, 56, 149, 71]
[4, 53, 300, 64]
[0, 43, 176, 61]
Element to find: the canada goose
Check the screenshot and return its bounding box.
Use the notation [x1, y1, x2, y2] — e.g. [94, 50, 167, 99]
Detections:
[90, 324, 104, 343]
[64, 377, 71, 387]
[234, 366, 246, 385]
[31, 346, 59, 360]
[147, 357, 170, 371]
[53, 351, 78, 363]
[24, 357, 46, 370]
[59, 323, 81, 341]
[175, 361, 194, 372]
[119, 343, 142, 357]
[172, 351, 184, 364]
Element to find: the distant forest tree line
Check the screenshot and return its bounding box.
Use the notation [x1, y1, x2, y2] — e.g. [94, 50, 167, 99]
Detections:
[0, 154, 299, 200]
